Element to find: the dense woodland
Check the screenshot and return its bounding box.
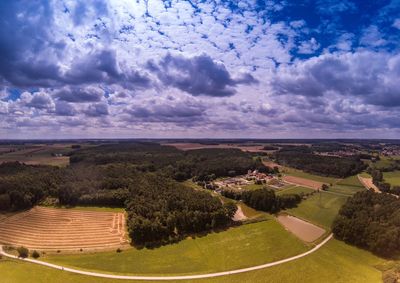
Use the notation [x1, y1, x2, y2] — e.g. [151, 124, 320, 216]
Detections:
[274, 147, 366, 178]
[0, 143, 265, 246]
[221, 188, 302, 213]
[70, 143, 267, 181]
[332, 191, 400, 257]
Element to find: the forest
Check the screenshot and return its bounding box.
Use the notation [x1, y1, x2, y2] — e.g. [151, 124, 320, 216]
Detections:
[274, 147, 366, 178]
[220, 188, 302, 213]
[332, 191, 400, 257]
[0, 143, 264, 246]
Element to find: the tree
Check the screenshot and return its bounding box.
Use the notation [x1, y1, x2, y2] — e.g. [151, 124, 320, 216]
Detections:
[17, 246, 29, 258]
[0, 194, 11, 211]
[321, 184, 329, 191]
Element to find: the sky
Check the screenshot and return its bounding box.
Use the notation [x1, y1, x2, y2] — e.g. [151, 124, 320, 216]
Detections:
[1, 0, 400, 139]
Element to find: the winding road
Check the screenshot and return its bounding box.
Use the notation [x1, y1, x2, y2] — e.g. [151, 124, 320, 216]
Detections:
[0, 234, 333, 281]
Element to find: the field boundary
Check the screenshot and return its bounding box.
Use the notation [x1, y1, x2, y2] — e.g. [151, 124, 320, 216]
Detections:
[0, 234, 333, 281]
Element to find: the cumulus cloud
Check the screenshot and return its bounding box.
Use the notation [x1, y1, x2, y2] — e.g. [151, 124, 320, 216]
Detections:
[148, 53, 257, 97]
[125, 97, 206, 123]
[1, 0, 400, 138]
[297, 38, 320, 54]
[55, 101, 77, 116]
[272, 51, 400, 107]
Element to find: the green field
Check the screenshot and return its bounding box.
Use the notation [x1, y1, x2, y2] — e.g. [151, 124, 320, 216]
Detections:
[284, 191, 349, 229]
[327, 175, 365, 195]
[276, 186, 314, 195]
[282, 167, 339, 184]
[44, 220, 308, 275]
[369, 156, 400, 170]
[383, 171, 400, 186]
[1, 239, 386, 283]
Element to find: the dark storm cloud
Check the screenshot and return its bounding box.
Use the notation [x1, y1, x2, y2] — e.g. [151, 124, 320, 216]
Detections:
[272, 51, 400, 107]
[55, 86, 104, 103]
[0, 2, 150, 89]
[148, 54, 257, 97]
[0, 1, 63, 88]
[85, 103, 109, 117]
[64, 50, 151, 88]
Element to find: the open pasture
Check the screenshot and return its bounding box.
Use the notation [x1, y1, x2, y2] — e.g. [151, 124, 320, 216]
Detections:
[44, 220, 308, 275]
[383, 170, 400, 186]
[284, 191, 349, 229]
[0, 206, 128, 251]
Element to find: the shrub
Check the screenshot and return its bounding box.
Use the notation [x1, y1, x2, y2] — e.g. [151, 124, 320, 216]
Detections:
[31, 250, 40, 259]
[17, 246, 29, 258]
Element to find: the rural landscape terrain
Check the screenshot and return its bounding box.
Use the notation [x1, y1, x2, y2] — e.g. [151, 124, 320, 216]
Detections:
[1, 0, 400, 282]
[1, 139, 400, 283]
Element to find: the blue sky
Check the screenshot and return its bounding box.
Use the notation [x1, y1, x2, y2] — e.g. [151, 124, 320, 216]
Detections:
[0, 0, 400, 139]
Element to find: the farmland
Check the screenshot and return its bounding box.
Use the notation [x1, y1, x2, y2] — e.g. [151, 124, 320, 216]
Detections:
[0, 206, 128, 251]
[281, 167, 339, 184]
[0, 144, 79, 167]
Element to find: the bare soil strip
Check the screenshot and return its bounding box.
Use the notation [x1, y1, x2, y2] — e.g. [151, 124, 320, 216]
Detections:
[232, 205, 247, 221]
[0, 206, 128, 251]
[277, 215, 326, 243]
[282, 175, 325, 190]
[357, 175, 380, 193]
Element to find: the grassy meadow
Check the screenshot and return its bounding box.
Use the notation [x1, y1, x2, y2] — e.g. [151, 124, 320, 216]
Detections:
[43, 220, 308, 275]
[284, 191, 348, 229]
[276, 186, 314, 195]
[327, 175, 365, 195]
[383, 171, 400, 186]
[1, 239, 386, 283]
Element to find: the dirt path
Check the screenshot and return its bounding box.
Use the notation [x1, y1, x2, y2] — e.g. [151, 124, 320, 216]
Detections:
[232, 205, 247, 221]
[282, 175, 325, 190]
[357, 175, 380, 193]
[277, 215, 325, 242]
[0, 234, 333, 281]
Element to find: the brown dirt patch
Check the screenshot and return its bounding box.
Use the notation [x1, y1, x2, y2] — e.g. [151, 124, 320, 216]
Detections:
[232, 205, 247, 221]
[282, 175, 324, 190]
[0, 206, 128, 251]
[358, 175, 380, 193]
[262, 161, 282, 168]
[277, 215, 325, 242]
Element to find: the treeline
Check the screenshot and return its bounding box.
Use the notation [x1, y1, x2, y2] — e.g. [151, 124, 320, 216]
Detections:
[333, 191, 400, 257]
[70, 143, 267, 181]
[275, 148, 366, 178]
[0, 162, 62, 210]
[221, 188, 302, 213]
